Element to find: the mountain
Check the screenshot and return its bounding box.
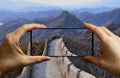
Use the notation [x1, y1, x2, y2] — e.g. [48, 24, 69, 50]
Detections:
[0, 11, 15, 22]
[105, 23, 120, 30]
[33, 11, 84, 28]
[71, 7, 114, 14]
[48, 11, 84, 28]
[75, 12, 94, 21]
[1, 7, 114, 13]
[105, 23, 120, 36]
[0, 19, 31, 43]
[31, 11, 85, 40]
[0, 11, 85, 43]
[76, 8, 120, 25]
[0, 9, 62, 22]
[0, 7, 115, 23]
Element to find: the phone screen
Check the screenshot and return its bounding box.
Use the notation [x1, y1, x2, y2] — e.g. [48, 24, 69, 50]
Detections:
[30, 28, 94, 57]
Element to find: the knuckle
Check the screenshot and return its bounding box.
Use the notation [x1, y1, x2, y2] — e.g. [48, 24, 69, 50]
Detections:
[4, 34, 14, 45]
[30, 58, 41, 64]
[21, 24, 28, 29]
[5, 34, 11, 41]
[95, 27, 101, 31]
[100, 26, 106, 29]
[99, 60, 105, 68]
[35, 58, 42, 63]
[21, 24, 33, 31]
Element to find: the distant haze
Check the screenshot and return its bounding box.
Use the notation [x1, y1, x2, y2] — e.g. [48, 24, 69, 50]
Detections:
[0, 0, 120, 11]
[0, 23, 4, 26]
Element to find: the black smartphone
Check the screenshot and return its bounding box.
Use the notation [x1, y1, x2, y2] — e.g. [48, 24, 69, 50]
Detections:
[30, 28, 94, 57]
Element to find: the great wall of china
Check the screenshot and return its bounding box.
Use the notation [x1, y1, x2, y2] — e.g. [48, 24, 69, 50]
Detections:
[18, 38, 95, 78]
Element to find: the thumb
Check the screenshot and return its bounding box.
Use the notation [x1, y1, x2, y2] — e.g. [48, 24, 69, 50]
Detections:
[24, 56, 50, 66]
[82, 56, 102, 67]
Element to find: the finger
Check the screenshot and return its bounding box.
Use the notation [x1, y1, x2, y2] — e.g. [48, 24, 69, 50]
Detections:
[12, 23, 46, 42]
[24, 56, 50, 66]
[100, 26, 114, 36]
[84, 23, 109, 42]
[81, 56, 104, 68]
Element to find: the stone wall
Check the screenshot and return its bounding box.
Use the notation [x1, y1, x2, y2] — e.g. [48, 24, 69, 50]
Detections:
[57, 38, 95, 78]
[18, 38, 95, 78]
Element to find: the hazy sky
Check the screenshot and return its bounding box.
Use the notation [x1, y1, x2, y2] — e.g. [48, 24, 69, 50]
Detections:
[0, 0, 120, 9]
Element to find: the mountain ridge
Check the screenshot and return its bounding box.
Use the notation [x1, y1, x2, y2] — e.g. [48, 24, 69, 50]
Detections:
[0, 11, 84, 43]
[77, 8, 120, 25]
[47, 11, 84, 28]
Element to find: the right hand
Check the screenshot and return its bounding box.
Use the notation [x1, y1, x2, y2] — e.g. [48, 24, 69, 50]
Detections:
[82, 23, 120, 76]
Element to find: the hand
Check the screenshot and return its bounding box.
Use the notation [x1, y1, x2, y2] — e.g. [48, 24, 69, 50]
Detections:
[82, 23, 120, 76]
[0, 24, 50, 76]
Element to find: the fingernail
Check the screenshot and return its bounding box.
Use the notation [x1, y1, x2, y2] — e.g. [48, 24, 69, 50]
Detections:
[41, 24, 46, 28]
[44, 56, 51, 61]
[84, 23, 89, 25]
[84, 23, 90, 28]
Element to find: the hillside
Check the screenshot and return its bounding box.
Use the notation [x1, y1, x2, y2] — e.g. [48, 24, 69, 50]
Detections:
[77, 8, 120, 25]
[105, 23, 120, 36]
[1, 9, 120, 43]
[71, 7, 114, 14]
[0, 11, 84, 43]
[47, 11, 84, 28]
[0, 7, 114, 22]
[32, 11, 84, 28]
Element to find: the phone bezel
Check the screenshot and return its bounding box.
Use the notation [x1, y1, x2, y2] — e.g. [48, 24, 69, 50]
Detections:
[30, 28, 94, 57]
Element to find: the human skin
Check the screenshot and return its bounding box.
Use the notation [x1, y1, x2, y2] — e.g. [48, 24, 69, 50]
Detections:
[82, 23, 120, 76]
[0, 23, 120, 77]
[0, 24, 50, 76]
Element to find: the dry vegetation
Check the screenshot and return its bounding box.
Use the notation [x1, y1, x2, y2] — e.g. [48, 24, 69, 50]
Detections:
[2, 68, 23, 78]
[32, 39, 46, 56]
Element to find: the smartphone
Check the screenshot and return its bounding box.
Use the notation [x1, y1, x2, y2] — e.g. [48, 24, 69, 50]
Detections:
[30, 28, 94, 57]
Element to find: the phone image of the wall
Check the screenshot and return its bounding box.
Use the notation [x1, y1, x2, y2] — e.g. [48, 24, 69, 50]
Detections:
[31, 28, 93, 57]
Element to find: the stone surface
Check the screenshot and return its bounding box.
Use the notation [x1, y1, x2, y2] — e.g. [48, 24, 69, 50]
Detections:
[31, 39, 63, 78]
[20, 38, 95, 78]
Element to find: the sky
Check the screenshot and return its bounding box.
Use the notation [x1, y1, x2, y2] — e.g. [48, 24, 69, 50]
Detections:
[0, 0, 120, 10]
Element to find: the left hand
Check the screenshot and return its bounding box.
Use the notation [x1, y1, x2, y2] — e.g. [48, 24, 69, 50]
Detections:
[0, 23, 50, 76]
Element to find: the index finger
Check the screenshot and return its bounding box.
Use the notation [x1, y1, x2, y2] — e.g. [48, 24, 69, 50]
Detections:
[84, 23, 109, 42]
[12, 23, 46, 42]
